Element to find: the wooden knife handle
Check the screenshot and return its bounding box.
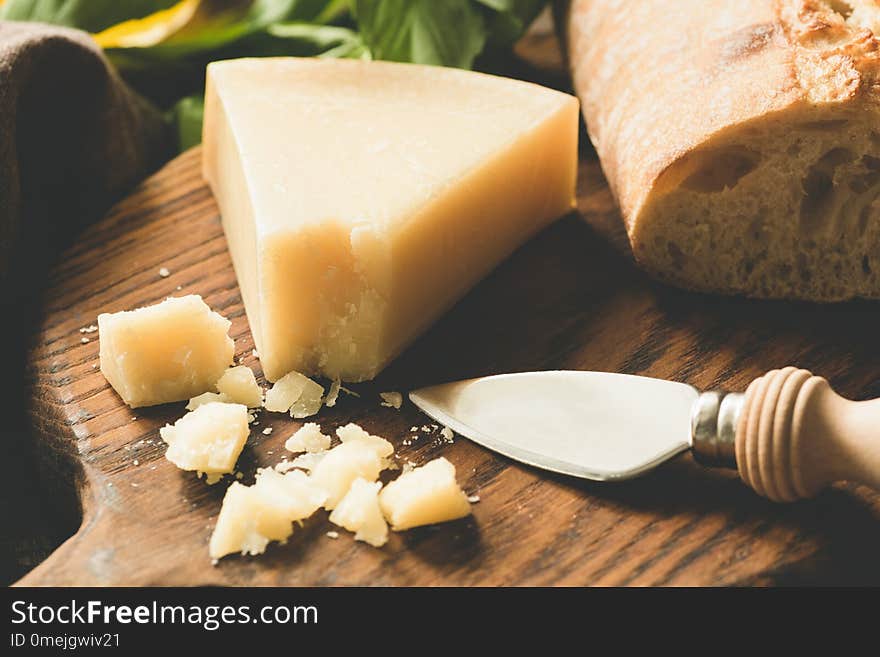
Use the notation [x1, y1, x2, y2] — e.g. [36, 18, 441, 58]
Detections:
[735, 367, 880, 501]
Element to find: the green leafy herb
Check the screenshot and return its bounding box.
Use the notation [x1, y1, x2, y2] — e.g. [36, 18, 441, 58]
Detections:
[353, 0, 486, 69]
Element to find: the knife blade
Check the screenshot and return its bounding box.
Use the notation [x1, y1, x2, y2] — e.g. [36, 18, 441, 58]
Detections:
[409, 370, 702, 481]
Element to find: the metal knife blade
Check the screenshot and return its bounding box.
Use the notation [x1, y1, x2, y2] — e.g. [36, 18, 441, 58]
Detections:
[409, 371, 698, 481]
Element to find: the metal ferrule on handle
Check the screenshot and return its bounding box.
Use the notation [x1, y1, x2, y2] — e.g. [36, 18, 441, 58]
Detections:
[690, 390, 744, 468]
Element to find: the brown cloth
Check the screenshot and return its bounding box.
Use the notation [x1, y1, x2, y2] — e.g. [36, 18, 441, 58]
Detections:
[0, 20, 171, 290]
[0, 22, 172, 584]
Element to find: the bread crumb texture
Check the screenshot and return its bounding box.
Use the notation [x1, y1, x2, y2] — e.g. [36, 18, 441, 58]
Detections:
[571, 0, 880, 300]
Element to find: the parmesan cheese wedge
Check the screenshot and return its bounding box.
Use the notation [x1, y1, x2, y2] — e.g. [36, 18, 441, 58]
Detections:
[203, 57, 579, 382]
[160, 402, 249, 484]
[379, 457, 471, 530]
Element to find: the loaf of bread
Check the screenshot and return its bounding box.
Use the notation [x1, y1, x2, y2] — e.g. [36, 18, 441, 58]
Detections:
[565, 0, 880, 300]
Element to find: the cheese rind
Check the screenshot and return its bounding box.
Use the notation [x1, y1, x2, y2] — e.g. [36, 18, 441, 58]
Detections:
[203, 57, 579, 382]
[160, 402, 249, 484]
[99, 295, 234, 407]
[378, 457, 471, 530]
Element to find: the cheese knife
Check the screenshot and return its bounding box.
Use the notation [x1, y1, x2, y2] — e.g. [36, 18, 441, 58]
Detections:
[409, 367, 880, 501]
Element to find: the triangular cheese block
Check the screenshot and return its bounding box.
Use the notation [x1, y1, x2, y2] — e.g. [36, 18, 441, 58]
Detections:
[203, 58, 578, 382]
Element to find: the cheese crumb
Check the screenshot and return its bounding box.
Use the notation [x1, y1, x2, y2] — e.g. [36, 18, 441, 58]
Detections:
[329, 478, 389, 547]
[79, 325, 98, 334]
[158, 267, 170, 278]
[262, 427, 273, 435]
[326, 531, 339, 539]
[336, 423, 394, 459]
[324, 379, 341, 407]
[216, 365, 263, 407]
[379, 457, 471, 530]
[285, 423, 331, 454]
[186, 391, 230, 411]
[440, 426, 455, 443]
[379, 391, 403, 409]
[81, 337, 90, 344]
[467, 495, 481, 504]
[208, 469, 326, 559]
[275, 451, 326, 473]
[263, 370, 323, 418]
[160, 402, 249, 484]
[310, 441, 382, 510]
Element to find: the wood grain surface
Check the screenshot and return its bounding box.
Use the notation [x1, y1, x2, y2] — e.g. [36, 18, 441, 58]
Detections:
[18, 140, 880, 586]
[15, 18, 880, 585]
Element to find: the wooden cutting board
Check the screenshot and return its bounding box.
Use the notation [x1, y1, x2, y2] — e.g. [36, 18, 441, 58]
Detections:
[18, 140, 880, 586]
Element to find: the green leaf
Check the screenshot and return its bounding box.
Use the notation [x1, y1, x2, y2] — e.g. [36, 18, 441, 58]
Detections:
[0, 0, 178, 32]
[169, 93, 205, 151]
[354, 0, 487, 69]
[473, 0, 547, 47]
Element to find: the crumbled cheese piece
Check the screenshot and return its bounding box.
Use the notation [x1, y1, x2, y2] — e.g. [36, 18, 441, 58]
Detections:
[262, 427, 273, 435]
[158, 267, 171, 277]
[310, 442, 382, 510]
[263, 370, 307, 412]
[98, 295, 234, 408]
[81, 337, 90, 344]
[324, 379, 341, 408]
[440, 426, 455, 443]
[263, 370, 323, 417]
[329, 478, 389, 547]
[186, 391, 230, 411]
[79, 325, 98, 334]
[467, 495, 481, 504]
[335, 423, 394, 459]
[326, 531, 339, 539]
[290, 377, 324, 418]
[216, 365, 263, 407]
[379, 391, 403, 409]
[160, 402, 249, 484]
[275, 451, 327, 473]
[379, 457, 472, 530]
[285, 423, 331, 454]
[133, 459, 139, 466]
[208, 469, 325, 559]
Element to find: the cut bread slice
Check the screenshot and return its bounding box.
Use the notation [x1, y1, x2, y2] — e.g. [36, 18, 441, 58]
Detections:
[567, 0, 880, 301]
[203, 58, 578, 381]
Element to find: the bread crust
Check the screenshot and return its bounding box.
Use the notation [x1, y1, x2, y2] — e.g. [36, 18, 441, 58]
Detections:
[566, 0, 880, 300]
